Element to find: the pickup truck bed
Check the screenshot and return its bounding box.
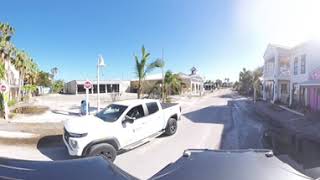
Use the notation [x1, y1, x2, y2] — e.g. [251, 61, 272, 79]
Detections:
[161, 103, 179, 109]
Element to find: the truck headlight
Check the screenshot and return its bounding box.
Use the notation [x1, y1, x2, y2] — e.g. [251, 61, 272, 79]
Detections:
[69, 139, 78, 149]
[69, 132, 88, 138]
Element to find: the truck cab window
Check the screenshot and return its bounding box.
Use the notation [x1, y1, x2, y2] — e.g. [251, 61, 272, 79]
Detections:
[146, 102, 159, 115]
[126, 105, 145, 119]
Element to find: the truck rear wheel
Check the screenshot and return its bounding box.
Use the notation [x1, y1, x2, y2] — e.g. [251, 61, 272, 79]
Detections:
[86, 143, 117, 162]
[164, 118, 177, 136]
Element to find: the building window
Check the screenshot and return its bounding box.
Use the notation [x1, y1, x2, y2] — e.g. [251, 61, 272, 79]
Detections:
[146, 102, 159, 115]
[281, 84, 288, 94]
[301, 54, 306, 74]
[294, 57, 298, 75]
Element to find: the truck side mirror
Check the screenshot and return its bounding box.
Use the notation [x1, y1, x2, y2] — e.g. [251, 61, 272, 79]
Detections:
[123, 115, 135, 124]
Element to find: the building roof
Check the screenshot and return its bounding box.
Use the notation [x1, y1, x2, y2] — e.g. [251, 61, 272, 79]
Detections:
[299, 80, 320, 86]
[263, 44, 291, 59]
[68, 80, 130, 85]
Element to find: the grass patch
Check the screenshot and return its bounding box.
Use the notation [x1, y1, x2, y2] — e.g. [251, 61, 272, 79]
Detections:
[12, 106, 49, 115]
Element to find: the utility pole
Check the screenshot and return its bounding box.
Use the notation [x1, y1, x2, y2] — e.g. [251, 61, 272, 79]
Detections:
[161, 49, 165, 102]
[97, 55, 105, 112]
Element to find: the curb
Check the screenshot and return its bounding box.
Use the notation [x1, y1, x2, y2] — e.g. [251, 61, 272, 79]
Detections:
[0, 131, 62, 147]
[278, 105, 305, 117]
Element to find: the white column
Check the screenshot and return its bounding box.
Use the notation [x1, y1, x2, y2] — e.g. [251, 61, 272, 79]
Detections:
[273, 80, 278, 103]
[263, 81, 266, 101]
[97, 66, 100, 111]
[289, 82, 293, 106]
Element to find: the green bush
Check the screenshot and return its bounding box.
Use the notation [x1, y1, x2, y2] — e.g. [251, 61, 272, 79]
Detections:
[12, 106, 49, 114]
[52, 80, 64, 93]
[8, 99, 16, 107]
[0, 94, 3, 111]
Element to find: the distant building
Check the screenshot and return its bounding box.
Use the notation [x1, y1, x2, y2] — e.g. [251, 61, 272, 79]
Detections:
[262, 41, 320, 112]
[130, 67, 205, 96]
[64, 80, 130, 95]
[3, 60, 20, 100]
[263, 44, 291, 104]
[178, 67, 204, 95]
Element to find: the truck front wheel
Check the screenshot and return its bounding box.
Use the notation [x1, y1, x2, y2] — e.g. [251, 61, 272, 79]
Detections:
[164, 118, 178, 136]
[86, 143, 117, 162]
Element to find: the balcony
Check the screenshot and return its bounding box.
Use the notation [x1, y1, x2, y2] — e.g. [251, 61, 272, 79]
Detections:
[278, 57, 290, 80]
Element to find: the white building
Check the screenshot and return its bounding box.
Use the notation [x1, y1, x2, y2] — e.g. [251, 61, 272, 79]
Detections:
[262, 41, 320, 111]
[178, 67, 204, 95]
[130, 67, 205, 96]
[3, 60, 20, 100]
[64, 80, 130, 95]
[263, 44, 291, 104]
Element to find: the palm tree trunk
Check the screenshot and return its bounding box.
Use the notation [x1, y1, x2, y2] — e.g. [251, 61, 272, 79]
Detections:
[2, 57, 9, 120]
[17, 72, 24, 101]
[137, 79, 141, 99]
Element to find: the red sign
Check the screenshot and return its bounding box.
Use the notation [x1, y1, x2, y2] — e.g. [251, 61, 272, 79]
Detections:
[0, 84, 8, 93]
[84, 81, 93, 89]
[310, 68, 320, 80]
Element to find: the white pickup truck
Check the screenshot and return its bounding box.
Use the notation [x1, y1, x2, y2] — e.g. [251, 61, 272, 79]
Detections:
[63, 99, 181, 161]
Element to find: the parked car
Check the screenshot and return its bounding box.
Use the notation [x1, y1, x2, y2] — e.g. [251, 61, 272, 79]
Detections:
[63, 99, 181, 161]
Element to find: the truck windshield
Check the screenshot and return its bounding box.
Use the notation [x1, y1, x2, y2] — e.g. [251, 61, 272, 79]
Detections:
[95, 104, 128, 122]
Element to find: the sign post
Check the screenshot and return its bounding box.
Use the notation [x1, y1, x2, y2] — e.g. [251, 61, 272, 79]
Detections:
[0, 84, 9, 120]
[84, 80, 93, 116]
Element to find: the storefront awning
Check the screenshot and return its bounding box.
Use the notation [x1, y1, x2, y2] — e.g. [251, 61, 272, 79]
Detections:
[299, 80, 320, 86]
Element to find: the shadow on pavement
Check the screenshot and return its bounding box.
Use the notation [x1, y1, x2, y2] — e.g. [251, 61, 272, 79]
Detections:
[37, 135, 75, 160]
[183, 103, 234, 149]
[218, 94, 243, 99]
[264, 129, 320, 179]
[51, 110, 80, 117]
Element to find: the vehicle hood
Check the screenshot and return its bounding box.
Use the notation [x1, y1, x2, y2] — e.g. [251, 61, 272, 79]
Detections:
[151, 149, 312, 180]
[64, 115, 110, 134]
[0, 156, 137, 180]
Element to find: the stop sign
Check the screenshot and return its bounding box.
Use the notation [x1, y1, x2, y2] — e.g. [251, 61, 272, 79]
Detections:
[84, 81, 93, 89]
[0, 84, 8, 93]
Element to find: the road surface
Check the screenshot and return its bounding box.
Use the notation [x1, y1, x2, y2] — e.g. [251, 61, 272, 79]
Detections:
[0, 89, 271, 179]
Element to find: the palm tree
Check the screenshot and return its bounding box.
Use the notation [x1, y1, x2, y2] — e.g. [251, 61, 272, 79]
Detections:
[134, 46, 163, 99]
[14, 50, 30, 100]
[252, 67, 263, 102]
[51, 67, 58, 79]
[154, 58, 165, 101]
[163, 71, 183, 100]
[239, 68, 253, 95]
[50, 67, 58, 93]
[0, 23, 15, 119]
[25, 59, 39, 84]
[0, 23, 15, 81]
[13, 50, 39, 100]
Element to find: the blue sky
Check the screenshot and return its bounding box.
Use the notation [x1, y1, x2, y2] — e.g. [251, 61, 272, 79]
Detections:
[2, 0, 317, 82]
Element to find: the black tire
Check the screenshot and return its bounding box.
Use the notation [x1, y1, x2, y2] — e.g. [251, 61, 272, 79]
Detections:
[86, 143, 117, 162]
[164, 118, 178, 136]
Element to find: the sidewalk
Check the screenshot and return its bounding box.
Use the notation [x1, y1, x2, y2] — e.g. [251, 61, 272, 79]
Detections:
[0, 121, 63, 145]
[254, 101, 320, 144]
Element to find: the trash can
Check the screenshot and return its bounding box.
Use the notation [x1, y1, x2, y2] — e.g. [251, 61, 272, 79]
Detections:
[80, 100, 90, 115]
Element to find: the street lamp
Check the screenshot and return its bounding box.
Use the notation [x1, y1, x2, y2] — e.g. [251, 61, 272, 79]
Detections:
[97, 55, 105, 112]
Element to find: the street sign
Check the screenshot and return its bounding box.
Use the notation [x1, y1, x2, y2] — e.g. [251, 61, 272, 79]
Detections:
[84, 81, 93, 89]
[0, 84, 8, 93]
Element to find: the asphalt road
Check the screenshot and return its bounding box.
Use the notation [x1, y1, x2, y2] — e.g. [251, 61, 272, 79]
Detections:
[0, 89, 270, 179]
